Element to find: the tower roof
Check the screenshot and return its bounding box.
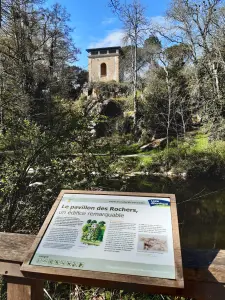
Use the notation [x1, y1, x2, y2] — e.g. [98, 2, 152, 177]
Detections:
[86, 46, 121, 53]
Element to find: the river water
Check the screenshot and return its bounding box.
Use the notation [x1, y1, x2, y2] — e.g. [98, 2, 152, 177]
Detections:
[102, 176, 225, 250]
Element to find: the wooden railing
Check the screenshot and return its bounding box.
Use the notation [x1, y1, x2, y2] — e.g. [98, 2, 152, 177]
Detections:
[0, 232, 225, 300]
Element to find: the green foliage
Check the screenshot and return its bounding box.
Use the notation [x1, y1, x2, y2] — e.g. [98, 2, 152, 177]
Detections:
[138, 136, 225, 179]
[118, 143, 140, 155]
[210, 117, 225, 140]
[192, 133, 209, 151]
[79, 94, 88, 102]
[164, 44, 192, 67]
[144, 35, 162, 50]
[90, 81, 131, 100]
[111, 156, 141, 173]
[0, 112, 119, 232]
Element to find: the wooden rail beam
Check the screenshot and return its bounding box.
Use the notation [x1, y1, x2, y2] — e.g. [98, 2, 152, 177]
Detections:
[0, 233, 225, 300]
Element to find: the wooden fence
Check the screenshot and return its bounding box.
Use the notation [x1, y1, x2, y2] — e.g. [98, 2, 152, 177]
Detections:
[0, 233, 224, 300]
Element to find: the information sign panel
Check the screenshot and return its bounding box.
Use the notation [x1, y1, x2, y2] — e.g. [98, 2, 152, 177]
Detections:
[21, 190, 184, 293]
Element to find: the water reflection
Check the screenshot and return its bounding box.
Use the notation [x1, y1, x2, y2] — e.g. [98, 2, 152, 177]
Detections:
[103, 176, 225, 249]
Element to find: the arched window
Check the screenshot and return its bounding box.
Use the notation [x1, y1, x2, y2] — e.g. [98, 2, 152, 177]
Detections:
[101, 63, 107, 77]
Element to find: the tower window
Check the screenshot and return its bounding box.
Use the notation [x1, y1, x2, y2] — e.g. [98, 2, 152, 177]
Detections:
[101, 63, 107, 77]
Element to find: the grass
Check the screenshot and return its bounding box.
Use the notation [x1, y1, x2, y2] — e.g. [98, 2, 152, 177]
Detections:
[138, 156, 154, 170]
[112, 132, 225, 179]
[117, 143, 140, 155]
[192, 132, 209, 151]
[113, 96, 128, 102]
[70, 288, 190, 300]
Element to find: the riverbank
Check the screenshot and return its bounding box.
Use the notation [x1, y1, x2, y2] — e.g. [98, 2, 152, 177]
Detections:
[112, 133, 225, 180]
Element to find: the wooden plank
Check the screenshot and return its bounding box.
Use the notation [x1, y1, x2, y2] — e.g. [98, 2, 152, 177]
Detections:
[7, 283, 30, 300]
[21, 263, 184, 290]
[0, 261, 24, 278]
[5, 276, 42, 287]
[7, 279, 44, 300]
[21, 190, 183, 293]
[31, 280, 44, 300]
[170, 200, 183, 285]
[0, 233, 35, 263]
[61, 190, 177, 201]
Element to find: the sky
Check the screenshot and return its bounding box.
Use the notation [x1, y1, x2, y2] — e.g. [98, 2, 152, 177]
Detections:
[46, 0, 171, 69]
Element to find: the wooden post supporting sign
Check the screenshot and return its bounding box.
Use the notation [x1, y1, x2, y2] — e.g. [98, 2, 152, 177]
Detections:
[7, 283, 30, 300]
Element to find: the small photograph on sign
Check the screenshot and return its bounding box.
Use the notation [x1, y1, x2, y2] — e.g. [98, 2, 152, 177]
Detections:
[137, 234, 168, 252]
[81, 219, 106, 246]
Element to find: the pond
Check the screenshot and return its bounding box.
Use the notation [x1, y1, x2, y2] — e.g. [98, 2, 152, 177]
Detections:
[102, 176, 225, 250]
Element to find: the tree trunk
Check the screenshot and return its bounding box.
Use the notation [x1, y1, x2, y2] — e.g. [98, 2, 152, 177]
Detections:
[133, 43, 138, 130]
[0, 62, 3, 130]
[212, 62, 220, 101]
[164, 66, 172, 151]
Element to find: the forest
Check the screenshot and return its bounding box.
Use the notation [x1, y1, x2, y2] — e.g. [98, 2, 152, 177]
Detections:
[0, 0, 225, 299]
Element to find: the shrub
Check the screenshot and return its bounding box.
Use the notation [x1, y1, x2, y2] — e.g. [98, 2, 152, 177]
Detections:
[78, 94, 87, 101]
[117, 143, 140, 155]
[111, 157, 141, 173]
[90, 81, 131, 100]
[138, 137, 225, 179]
[210, 117, 225, 140]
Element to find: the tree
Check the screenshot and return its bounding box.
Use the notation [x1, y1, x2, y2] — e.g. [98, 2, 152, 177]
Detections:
[163, 44, 192, 137]
[109, 0, 149, 130]
[52, 66, 88, 100]
[120, 46, 144, 82]
[0, 1, 118, 234]
[167, 0, 224, 120]
[0, 0, 80, 127]
[142, 41, 192, 143]
[143, 35, 162, 67]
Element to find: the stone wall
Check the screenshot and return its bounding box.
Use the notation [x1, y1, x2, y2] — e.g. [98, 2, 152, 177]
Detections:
[88, 54, 120, 82]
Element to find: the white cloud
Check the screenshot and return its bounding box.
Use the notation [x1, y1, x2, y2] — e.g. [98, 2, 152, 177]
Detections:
[101, 17, 116, 26]
[89, 29, 125, 48]
[90, 17, 169, 49]
[89, 16, 180, 50]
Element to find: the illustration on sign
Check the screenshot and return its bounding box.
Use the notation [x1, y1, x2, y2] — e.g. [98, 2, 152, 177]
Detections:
[31, 194, 176, 279]
[81, 220, 106, 246]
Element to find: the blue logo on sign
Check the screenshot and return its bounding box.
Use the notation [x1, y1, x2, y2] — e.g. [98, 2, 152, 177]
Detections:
[148, 199, 170, 207]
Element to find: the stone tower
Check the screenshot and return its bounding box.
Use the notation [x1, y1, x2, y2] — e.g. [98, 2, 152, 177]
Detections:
[86, 46, 121, 82]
